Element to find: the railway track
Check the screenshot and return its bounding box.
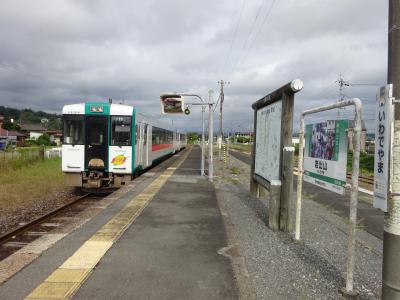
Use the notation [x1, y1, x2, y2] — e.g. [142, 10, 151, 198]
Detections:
[0, 150, 186, 262]
[346, 173, 374, 186]
[0, 193, 102, 260]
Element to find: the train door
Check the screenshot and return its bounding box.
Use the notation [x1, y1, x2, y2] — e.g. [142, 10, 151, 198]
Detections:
[173, 131, 177, 152]
[137, 123, 143, 167]
[134, 124, 139, 168]
[85, 116, 108, 170]
[143, 124, 149, 166]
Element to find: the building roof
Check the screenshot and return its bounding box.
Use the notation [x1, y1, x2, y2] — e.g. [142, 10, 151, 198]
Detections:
[0, 127, 25, 138]
[19, 123, 47, 132]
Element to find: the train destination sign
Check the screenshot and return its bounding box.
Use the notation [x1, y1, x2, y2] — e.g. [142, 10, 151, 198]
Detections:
[254, 100, 282, 182]
[303, 120, 349, 195]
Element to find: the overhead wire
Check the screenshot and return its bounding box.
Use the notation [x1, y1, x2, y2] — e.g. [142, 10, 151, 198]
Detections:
[221, 0, 246, 76]
[213, 94, 221, 112]
[240, 0, 277, 68]
[228, 0, 269, 75]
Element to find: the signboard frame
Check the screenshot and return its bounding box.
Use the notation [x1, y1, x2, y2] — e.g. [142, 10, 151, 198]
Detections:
[250, 79, 303, 230]
[251, 80, 303, 191]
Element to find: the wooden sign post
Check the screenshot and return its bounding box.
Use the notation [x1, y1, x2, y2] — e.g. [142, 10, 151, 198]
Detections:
[250, 79, 303, 231]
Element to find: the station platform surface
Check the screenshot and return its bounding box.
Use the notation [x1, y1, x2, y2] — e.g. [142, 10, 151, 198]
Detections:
[0, 147, 239, 300]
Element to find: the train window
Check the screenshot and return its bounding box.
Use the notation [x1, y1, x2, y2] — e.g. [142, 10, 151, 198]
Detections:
[111, 116, 131, 146]
[144, 124, 148, 145]
[151, 126, 174, 146]
[63, 116, 84, 145]
[89, 121, 104, 146]
[152, 127, 161, 145]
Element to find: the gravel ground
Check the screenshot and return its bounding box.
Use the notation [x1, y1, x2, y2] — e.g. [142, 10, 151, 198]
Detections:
[0, 187, 79, 235]
[214, 154, 382, 299]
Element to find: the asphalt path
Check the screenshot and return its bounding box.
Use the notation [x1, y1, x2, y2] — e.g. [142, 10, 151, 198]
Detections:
[229, 150, 384, 240]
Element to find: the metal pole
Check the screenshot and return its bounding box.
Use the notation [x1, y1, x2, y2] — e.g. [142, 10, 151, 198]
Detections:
[227, 132, 230, 167]
[294, 114, 304, 241]
[345, 100, 362, 295]
[208, 90, 214, 182]
[174, 93, 206, 177]
[383, 0, 400, 298]
[295, 116, 305, 240]
[201, 106, 205, 176]
[218, 80, 227, 155]
[218, 81, 223, 154]
[294, 98, 362, 296]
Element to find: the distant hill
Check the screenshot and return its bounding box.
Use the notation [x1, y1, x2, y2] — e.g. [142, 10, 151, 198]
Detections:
[0, 106, 61, 131]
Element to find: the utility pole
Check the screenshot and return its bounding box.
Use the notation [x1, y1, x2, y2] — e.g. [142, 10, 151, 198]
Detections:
[217, 80, 229, 158]
[201, 105, 205, 176]
[208, 90, 214, 182]
[383, 1, 400, 298]
[336, 74, 350, 118]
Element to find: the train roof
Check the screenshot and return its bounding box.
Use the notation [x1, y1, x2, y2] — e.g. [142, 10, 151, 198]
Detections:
[62, 102, 186, 133]
[62, 102, 134, 116]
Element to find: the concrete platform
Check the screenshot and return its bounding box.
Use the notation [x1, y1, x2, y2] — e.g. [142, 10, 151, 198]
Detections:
[0, 147, 239, 300]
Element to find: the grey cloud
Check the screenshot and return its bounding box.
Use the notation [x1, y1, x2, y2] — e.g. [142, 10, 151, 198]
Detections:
[0, 0, 390, 133]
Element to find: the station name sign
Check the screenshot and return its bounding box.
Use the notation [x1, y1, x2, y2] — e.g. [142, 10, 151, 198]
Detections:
[373, 84, 393, 212]
[303, 120, 348, 195]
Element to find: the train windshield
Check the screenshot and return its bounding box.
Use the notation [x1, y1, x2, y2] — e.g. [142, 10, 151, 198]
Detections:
[63, 116, 84, 145]
[111, 116, 131, 146]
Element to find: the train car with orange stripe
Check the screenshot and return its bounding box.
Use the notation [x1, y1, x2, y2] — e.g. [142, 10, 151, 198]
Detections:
[62, 101, 186, 191]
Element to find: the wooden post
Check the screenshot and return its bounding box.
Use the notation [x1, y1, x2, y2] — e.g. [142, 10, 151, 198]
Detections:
[278, 92, 295, 231]
[268, 181, 281, 230]
[280, 146, 295, 231]
[40, 145, 45, 160]
[250, 109, 258, 196]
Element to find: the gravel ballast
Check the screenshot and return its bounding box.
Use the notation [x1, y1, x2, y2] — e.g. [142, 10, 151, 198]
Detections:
[214, 154, 382, 299]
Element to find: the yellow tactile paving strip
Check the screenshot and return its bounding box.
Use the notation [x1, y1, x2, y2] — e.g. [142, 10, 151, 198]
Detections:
[25, 149, 191, 300]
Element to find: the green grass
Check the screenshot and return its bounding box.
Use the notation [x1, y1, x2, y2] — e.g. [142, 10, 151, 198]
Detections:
[0, 157, 65, 214]
[347, 151, 374, 177]
[230, 166, 240, 175]
[0, 147, 44, 172]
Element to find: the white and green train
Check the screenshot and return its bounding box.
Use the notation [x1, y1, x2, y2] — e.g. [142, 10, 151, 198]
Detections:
[62, 102, 186, 190]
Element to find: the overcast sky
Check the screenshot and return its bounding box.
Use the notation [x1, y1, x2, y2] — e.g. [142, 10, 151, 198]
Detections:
[0, 0, 388, 132]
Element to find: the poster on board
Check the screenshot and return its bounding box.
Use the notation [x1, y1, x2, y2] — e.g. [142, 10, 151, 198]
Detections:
[254, 100, 282, 182]
[373, 85, 392, 212]
[303, 120, 349, 195]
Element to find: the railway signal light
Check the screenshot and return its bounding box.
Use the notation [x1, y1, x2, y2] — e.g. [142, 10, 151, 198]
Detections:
[184, 107, 190, 115]
[160, 94, 185, 114]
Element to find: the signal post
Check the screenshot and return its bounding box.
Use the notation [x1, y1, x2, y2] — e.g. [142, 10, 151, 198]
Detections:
[160, 92, 214, 182]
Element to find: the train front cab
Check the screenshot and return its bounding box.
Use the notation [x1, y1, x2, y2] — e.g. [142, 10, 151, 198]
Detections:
[62, 103, 134, 190]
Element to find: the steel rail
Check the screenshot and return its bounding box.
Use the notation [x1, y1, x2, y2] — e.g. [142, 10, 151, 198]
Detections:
[0, 193, 91, 245]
